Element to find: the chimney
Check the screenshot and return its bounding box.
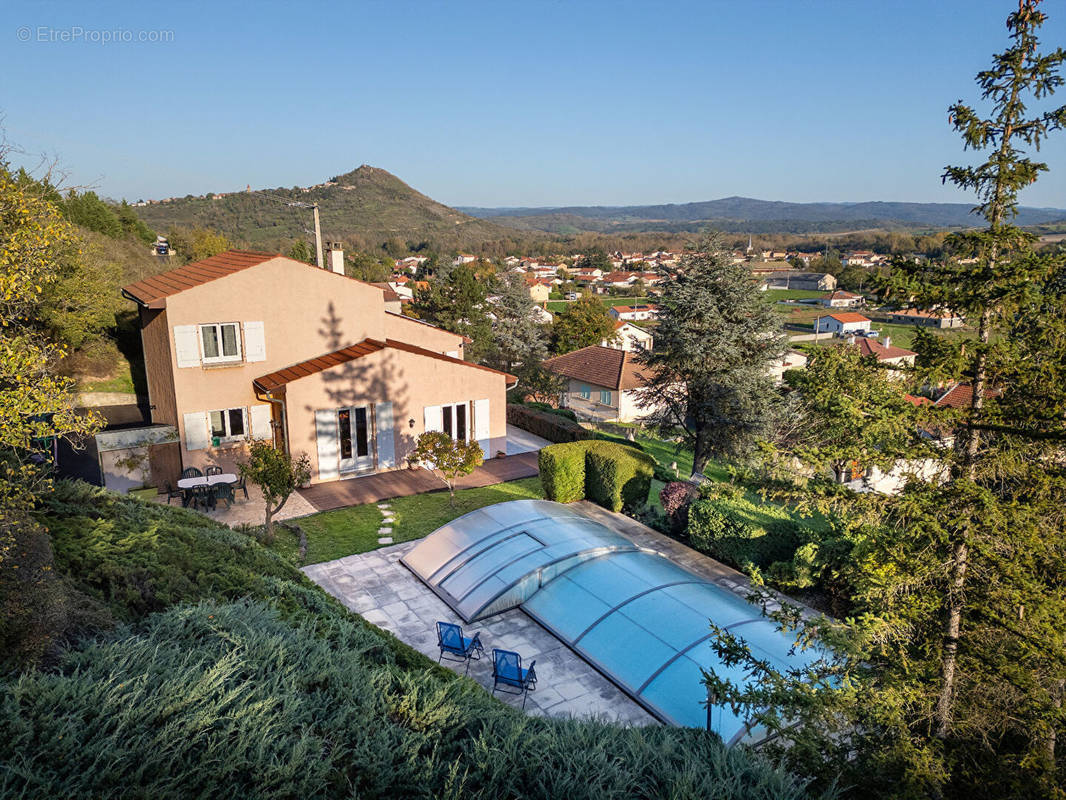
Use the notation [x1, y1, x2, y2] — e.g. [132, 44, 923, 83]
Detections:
[883, 335, 891, 348]
[847, 334, 856, 345]
[325, 241, 345, 275]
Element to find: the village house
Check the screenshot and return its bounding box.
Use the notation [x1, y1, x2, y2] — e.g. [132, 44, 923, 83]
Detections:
[768, 348, 809, 384]
[816, 312, 872, 336]
[885, 308, 966, 328]
[818, 290, 864, 308]
[609, 303, 659, 322]
[544, 345, 665, 423]
[121, 249, 515, 487]
[602, 320, 654, 353]
[759, 270, 838, 291]
[525, 277, 552, 304]
[853, 336, 917, 369]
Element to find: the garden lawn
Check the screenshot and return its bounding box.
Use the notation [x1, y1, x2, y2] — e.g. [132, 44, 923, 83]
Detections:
[762, 288, 827, 302]
[285, 477, 545, 565]
[546, 295, 651, 313]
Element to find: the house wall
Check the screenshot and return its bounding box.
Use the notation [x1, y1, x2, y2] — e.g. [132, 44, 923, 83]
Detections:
[560, 377, 620, 420]
[162, 257, 389, 472]
[383, 312, 466, 357]
[283, 347, 508, 483]
[140, 306, 177, 425]
[617, 389, 662, 423]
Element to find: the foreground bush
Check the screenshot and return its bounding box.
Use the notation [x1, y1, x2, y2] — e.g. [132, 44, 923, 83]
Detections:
[539, 441, 655, 511]
[0, 601, 828, 800]
[1, 482, 831, 798]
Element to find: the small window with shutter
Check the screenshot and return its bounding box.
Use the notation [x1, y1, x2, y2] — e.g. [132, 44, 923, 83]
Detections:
[199, 322, 242, 364]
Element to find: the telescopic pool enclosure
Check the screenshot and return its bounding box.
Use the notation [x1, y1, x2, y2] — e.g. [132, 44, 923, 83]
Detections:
[401, 499, 824, 744]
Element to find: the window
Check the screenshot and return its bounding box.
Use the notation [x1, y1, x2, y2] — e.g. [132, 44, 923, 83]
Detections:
[441, 402, 468, 441]
[579, 384, 591, 400]
[200, 322, 242, 364]
[209, 407, 246, 442]
[600, 389, 612, 405]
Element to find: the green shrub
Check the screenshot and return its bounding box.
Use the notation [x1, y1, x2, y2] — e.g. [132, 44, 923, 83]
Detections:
[584, 442, 655, 512]
[507, 403, 590, 444]
[687, 495, 806, 572]
[538, 441, 654, 512]
[0, 600, 826, 800]
[538, 442, 588, 503]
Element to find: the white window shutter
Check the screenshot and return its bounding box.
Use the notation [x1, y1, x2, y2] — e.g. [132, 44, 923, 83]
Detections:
[183, 411, 209, 451]
[244, 321, 266, 363]
[424, 405, 443, 433]
[174, 325, 201, 368]
[315, 409, 340, 481]
[474, 398, 491, 456]
[249, 404, 272, 441]
[375, 401, 396, 468]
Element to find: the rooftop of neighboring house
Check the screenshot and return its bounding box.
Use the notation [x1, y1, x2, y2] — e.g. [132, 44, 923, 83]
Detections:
[826, 312, 871, 323]
[823, 290, 862, 300]
[855, 338, 917, 361]
[612, 303, 659, 314]
[931, 382, 1000, 409]
[544, 345, 656, 391]
[887, 308, 963, 319]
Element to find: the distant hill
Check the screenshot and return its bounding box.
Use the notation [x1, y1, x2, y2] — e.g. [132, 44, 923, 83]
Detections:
[134, 166, 526, 252]
[458, 196, 1066, 235]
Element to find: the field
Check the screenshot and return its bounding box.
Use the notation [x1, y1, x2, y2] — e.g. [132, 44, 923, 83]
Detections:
[762, 288, 828, 302]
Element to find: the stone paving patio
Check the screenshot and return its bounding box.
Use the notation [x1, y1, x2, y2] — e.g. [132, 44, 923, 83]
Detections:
[302, 536, 657, 726]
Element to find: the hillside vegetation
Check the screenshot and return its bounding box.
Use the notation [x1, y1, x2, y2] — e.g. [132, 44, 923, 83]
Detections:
[133, 165, 531, 254]
[0, 482, 827, 799]
[460, 196, 1066, 235]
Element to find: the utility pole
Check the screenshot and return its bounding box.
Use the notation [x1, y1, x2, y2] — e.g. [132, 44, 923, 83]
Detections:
[311, 204, 324, 269]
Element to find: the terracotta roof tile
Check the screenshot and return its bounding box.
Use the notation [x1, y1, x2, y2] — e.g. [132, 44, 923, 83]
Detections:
[855, 338, 916, 361]
[122, 250, 279, 307]
[254, 338, 515, 393]
[544, 345, 656, 391]
[827, 312, 870, 323]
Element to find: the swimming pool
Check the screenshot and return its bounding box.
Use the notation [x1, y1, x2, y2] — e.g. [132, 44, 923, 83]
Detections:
[401, 499, 824, 744]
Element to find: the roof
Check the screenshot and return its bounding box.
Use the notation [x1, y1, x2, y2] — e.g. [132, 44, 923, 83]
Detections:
[887, 308, 962, 319]
[122, 250, 279, 307]
[827, 312, 870, 324]
[385, 310, 471, 343]
[254, 338, 515, 393]
[823, 290, 861, 299]
[544, 345, 656, 391]
[121, 249, 388, 309]
[611, 304, 658, 314]
[855, 338, 916, 361]
[904, 394, 932, 407]
[371, 282, 402, 302]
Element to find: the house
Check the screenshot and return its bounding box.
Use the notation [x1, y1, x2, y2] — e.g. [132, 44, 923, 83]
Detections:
[603, 320, 654, 353]
[854, 336, 916, 369]
[453, 253, 477, 265]
[816, 312, 871, 336]
[544, 345, 665, 423]
[761, 271, 838, 291]
[768, 348, 808, 384]
[370, 283, 404, 313]
[885, 308, 965, 328]
[609, 303, 659, 322]
[525, 278, 552, 304]
[601, 271, 642, 289]
[121, 250, 515, 487]
[818, 290, 864, 308]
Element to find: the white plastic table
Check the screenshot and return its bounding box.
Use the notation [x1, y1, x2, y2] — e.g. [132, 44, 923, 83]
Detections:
[177, 473, 237, 489]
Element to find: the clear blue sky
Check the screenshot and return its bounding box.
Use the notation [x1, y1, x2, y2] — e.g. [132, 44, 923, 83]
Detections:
[2, 0, 1064, 208]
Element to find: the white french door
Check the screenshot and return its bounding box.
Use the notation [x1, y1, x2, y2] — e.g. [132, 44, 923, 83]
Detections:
[338, 406, 373, 472]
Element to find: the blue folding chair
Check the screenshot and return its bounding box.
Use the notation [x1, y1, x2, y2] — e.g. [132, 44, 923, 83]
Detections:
[436, 621, 484, 673]
[491, 648, 537, 708]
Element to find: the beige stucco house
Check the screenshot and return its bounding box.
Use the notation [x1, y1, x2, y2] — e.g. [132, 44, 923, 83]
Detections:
[544, 345, 666, 423]
[122, 250, 514, 486]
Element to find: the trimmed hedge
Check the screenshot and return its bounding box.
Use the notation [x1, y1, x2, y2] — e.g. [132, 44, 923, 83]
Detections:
[686, 493, 808, 573]
[507, 403, 590, 444]
[539, 441, 655, 512]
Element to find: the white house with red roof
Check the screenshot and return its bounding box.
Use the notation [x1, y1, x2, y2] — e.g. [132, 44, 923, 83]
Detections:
[609, 303, 659, 322]
[816, 312, 871, 336]
[602, 320, 654, 353]
[818, 290, 864, 308]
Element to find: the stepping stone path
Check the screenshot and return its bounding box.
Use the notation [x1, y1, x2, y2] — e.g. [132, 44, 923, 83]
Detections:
[377, 502, 394, 544]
